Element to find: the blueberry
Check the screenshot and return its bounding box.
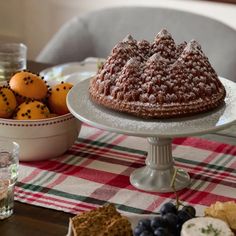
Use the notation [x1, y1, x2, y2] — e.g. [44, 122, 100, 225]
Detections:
[182, 205, 196, 217]
[160, 202, 177, 216]
[154, 227, 171, 236]
[176, 224, 182, 236]
[140, 231, 154, 236]
[138, 218, 152, 230]
[134, 225, 146, 236]
[163, 213, 178, 230]
[177, 209, 192, 224]
[150, 216, 168, 230]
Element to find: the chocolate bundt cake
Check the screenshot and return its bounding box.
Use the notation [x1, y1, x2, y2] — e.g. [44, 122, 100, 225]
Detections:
[89, 29, 226, 119]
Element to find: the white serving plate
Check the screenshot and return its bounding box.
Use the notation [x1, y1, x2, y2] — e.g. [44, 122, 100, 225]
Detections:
[40, 57, 104, 86]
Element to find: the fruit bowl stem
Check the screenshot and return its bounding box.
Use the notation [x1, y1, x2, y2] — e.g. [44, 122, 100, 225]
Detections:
[130, 137, 190, 192]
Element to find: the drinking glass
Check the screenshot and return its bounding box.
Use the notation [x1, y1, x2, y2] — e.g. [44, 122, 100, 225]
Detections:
[0, 140, 19, 220]
[0, 43, 27, 83]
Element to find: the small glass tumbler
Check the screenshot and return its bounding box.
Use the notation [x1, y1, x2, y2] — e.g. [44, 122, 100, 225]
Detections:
[0, 140, 19, 220]
[0, 43, 27, 83]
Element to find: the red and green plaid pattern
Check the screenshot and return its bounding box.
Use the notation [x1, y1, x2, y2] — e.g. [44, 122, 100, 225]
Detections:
[15, 124, 236, 216]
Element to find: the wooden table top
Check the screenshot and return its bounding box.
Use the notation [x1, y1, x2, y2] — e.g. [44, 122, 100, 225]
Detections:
[0, 202, 73, 235]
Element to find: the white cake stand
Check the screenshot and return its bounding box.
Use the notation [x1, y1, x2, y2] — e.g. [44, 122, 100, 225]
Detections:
[67, 77, 236, 192]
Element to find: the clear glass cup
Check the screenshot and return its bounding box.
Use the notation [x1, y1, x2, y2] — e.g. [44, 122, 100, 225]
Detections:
[0, 43, 27, 83]
[0, 140, 19, 220]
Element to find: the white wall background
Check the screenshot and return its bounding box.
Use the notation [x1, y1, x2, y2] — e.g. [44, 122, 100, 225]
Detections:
[0, 0, 235, 60]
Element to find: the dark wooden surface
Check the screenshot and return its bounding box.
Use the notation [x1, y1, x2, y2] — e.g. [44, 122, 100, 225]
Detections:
[0, 202, 73, 235]
[0, 61, 73, 236]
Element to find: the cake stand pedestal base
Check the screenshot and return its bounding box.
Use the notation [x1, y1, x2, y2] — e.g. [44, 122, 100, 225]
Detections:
[130, 137, 190, 192]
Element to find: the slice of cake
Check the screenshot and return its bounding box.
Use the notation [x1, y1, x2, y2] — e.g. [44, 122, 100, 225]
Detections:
[70, 204, 132, 236]
[89, 29, 226, 119]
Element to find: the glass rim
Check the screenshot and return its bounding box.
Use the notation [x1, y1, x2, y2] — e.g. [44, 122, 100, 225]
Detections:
[0, 42, 27, 55]
[0, 139, 20, 152]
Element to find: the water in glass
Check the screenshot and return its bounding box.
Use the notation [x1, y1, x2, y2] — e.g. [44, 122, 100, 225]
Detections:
[0, 143, 19, 219]
[0, 43, 27, 83]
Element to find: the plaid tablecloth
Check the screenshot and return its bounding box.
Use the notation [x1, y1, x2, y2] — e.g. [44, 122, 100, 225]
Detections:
[16, 124, 236, 216]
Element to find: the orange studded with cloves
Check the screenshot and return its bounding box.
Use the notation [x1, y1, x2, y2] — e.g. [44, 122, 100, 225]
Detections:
[14, 100, 50, 120]
[9, 71, 49, 102]
[0, 86, 17, 118]
[48, 82, 73, 115]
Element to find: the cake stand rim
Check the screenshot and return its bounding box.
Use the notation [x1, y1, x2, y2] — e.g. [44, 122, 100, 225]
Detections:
[67, 77, 236, 138]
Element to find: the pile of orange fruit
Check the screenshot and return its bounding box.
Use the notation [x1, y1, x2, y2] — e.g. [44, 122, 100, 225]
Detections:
[0, 71, 73, 120]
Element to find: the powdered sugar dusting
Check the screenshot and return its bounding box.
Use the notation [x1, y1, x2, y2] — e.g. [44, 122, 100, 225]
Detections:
[182, 40, 204, 55]
[125, 58, 140, 68]
[155, 29, 173, 39]
[122, 34, 136, 43]
[147, 53, 169, 64]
